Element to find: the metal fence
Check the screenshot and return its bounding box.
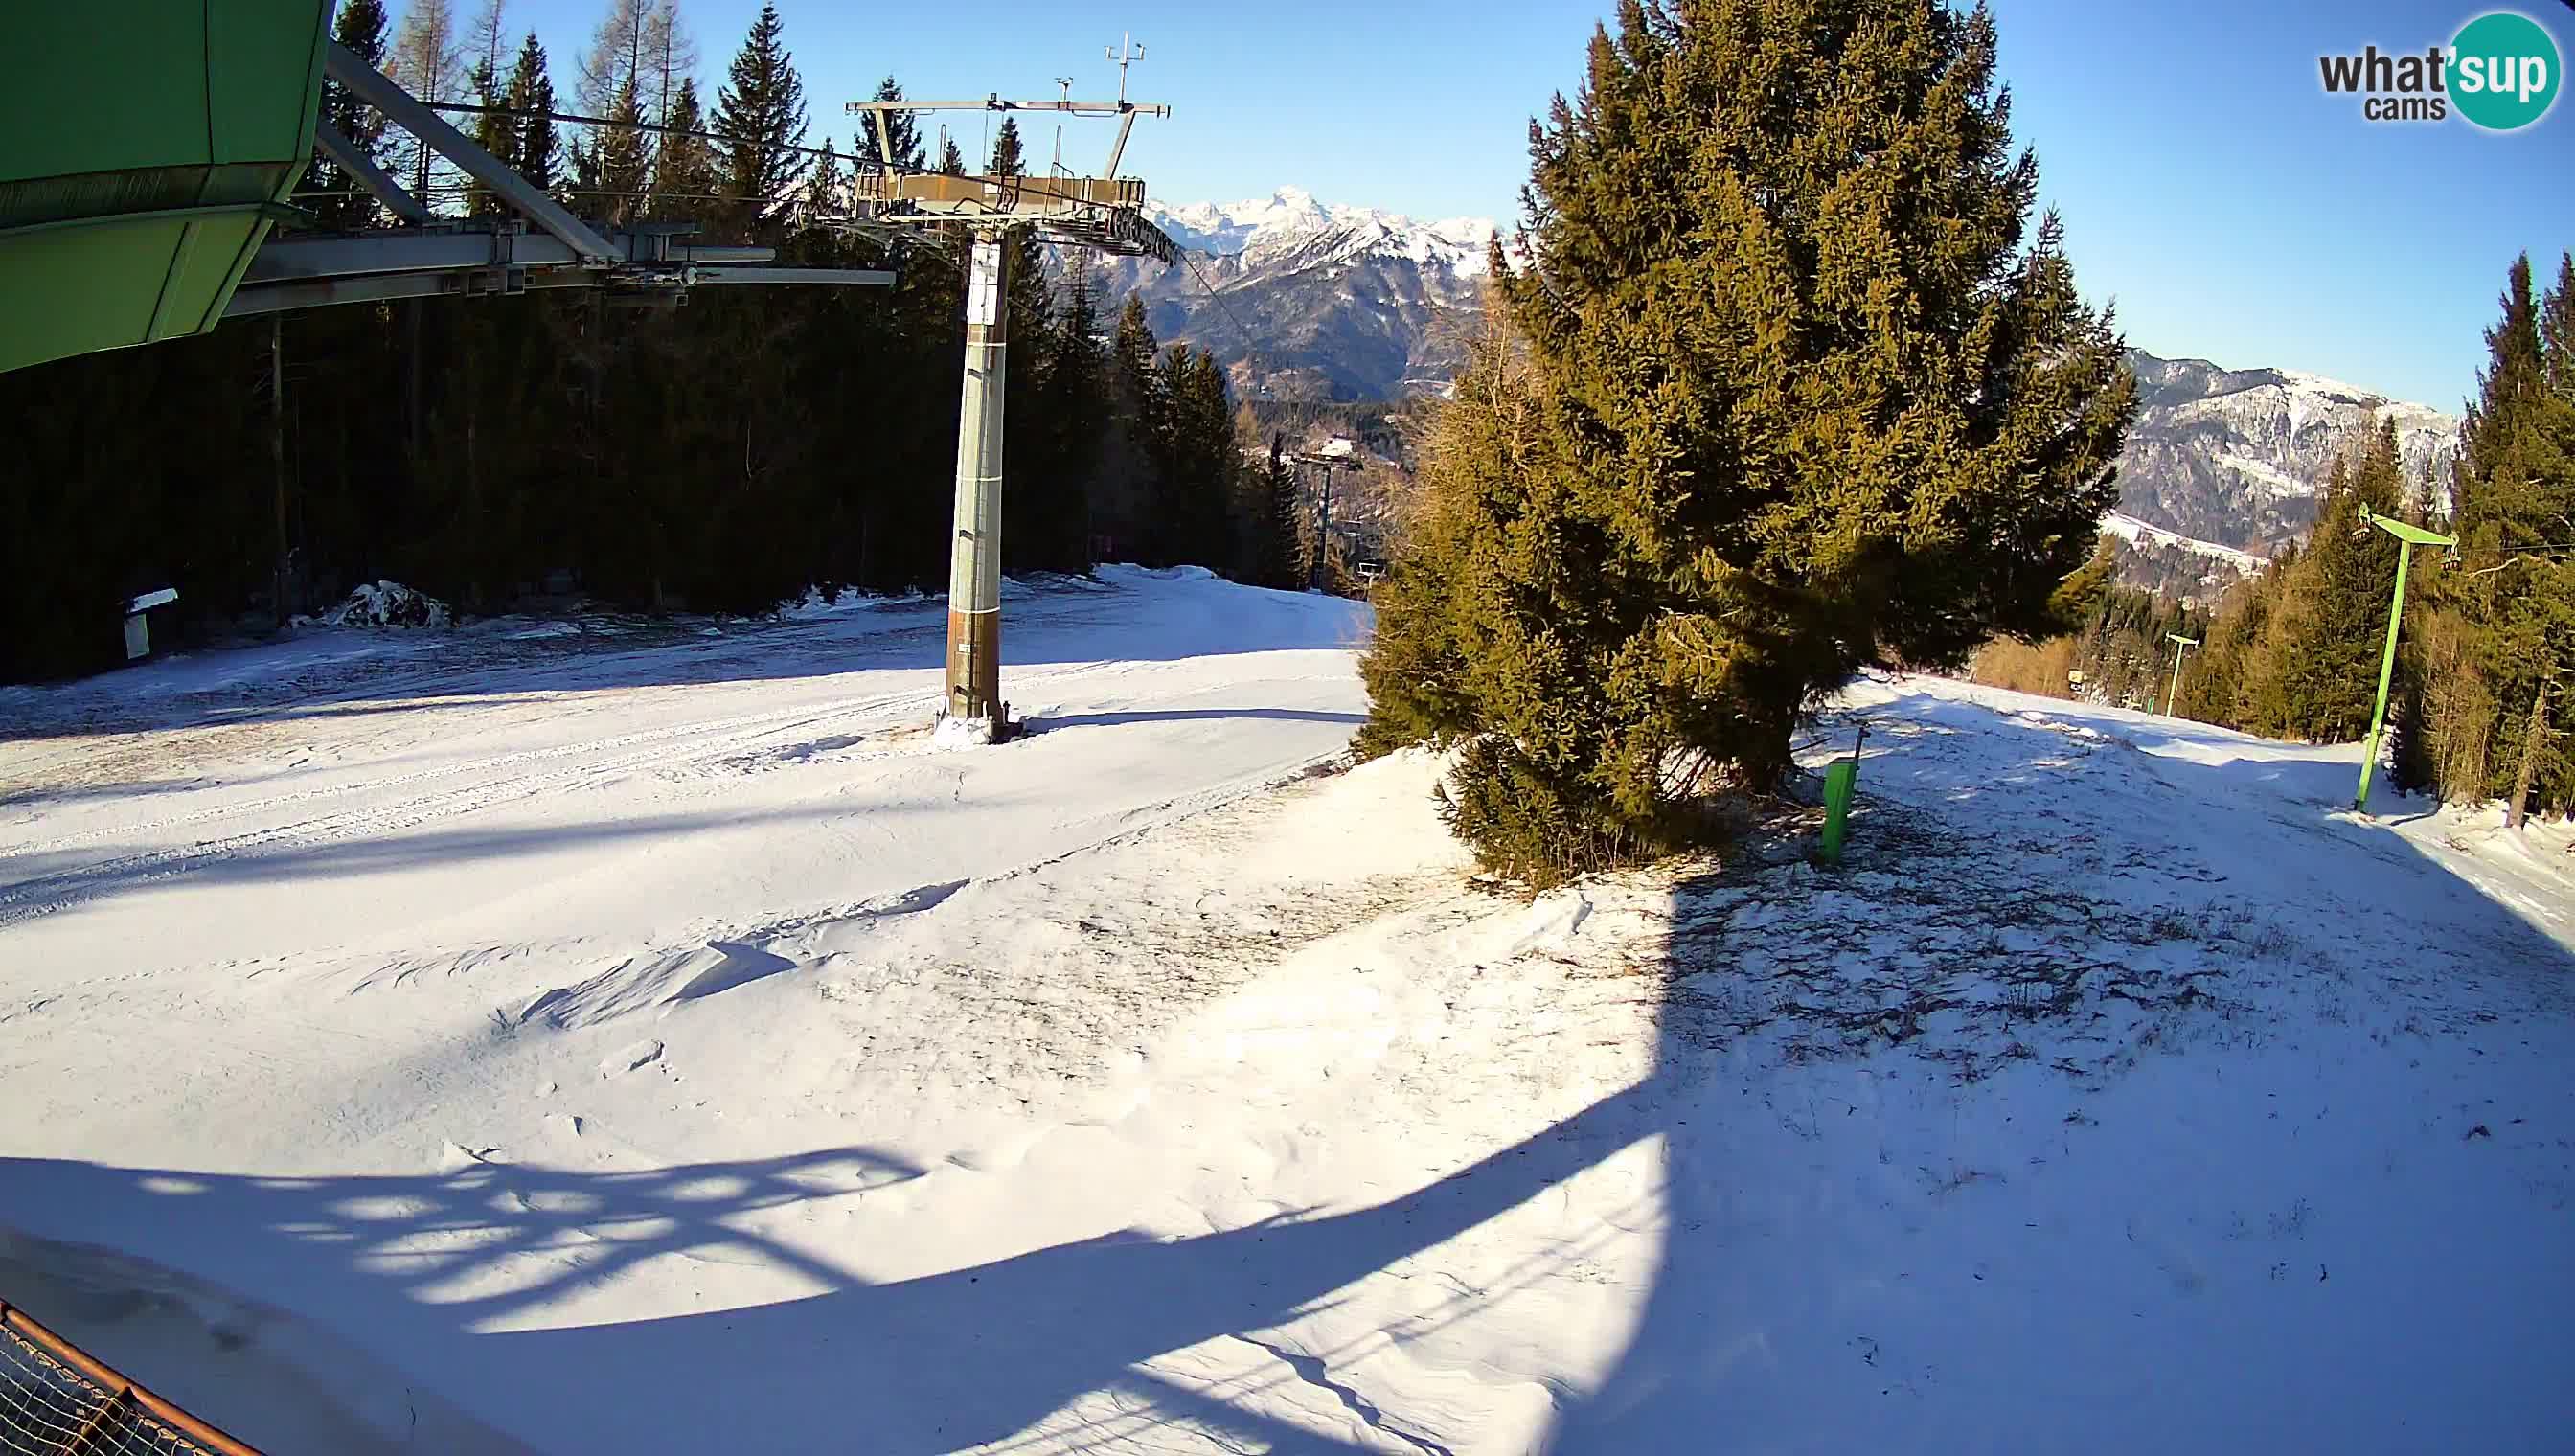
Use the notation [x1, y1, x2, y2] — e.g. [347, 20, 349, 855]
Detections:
[1, 1302, 261, 1456]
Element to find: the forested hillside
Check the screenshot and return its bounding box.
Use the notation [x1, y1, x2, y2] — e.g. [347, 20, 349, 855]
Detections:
[0, 0, 1297, 685]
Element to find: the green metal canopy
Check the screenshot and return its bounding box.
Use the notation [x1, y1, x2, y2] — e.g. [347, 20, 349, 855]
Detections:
[0, 1, 331, 375]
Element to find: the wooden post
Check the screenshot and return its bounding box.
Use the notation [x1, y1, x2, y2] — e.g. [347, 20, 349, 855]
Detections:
[2508, 677, 2550, 830]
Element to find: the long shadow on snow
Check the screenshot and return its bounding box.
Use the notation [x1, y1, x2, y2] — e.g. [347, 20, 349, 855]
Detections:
[6, 690, 2568, 1452]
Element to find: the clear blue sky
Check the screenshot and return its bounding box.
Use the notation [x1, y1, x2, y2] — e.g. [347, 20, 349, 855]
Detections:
[490, 0, 2572, 408]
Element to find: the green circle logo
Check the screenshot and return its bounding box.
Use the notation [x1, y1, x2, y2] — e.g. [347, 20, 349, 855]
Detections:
[2451, 11, 2561, 130]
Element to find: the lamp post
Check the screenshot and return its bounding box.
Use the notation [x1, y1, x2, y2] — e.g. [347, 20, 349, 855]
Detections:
[2163, 633, 2199, 717]
[2353, 505, 2459, 813]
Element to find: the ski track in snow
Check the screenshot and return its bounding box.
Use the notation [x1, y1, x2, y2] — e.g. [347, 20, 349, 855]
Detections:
[3, 574, 2571, 1455]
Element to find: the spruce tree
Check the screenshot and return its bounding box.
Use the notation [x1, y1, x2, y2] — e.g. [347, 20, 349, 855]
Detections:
[2238, 432, 2404, 741]
[306, 0, 393, 231]
[595, 74, 651, 224]
[1106, 296, 1169, 560]
[712, 2, 809, 236]
[989, 118, 1026, 179]
[938, 137, 966, 176]
[504, 33, 559, 195]
[853, 77, 924, 175]
[466, 49, 513, 216]
[804, 136, 846, 222]
[1363, 0, 2134, 880]
[650, 77, 716, 220]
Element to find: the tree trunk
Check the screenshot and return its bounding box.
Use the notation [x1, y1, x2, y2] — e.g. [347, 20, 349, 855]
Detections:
[270, 316, 291, 626]
[2508, 677, 2550, 830]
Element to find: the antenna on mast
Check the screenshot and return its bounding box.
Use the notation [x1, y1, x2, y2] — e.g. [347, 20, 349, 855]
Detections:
[1106, 33, 1145, 106]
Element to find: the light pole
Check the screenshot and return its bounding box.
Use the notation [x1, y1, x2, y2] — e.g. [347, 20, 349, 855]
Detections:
[2353, 505, 2459, 813]
[2163, 633, 2199, 717]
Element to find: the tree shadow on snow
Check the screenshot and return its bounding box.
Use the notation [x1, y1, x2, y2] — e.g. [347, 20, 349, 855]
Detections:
[5, 686, 2570, 1452]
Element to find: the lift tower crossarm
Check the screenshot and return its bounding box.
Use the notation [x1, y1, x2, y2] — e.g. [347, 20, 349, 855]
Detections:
[845, 98, 1171, 116]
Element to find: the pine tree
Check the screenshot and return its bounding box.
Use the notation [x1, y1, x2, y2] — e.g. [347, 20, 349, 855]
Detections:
[595, 74, 651, 224]
[711, 2, 809, 236]
[988, 118, 1025, 179]
[463, 0, 513, 217]
[1363, 0, 2134, 881]
[649, 77, 716, 219]
[505, 33, 559, 195]
[802, 135, 845, 224]
[1254, 432, 1305, 590]
[1105, 295, 1168, 560]
[2406, 254, 2575, 818]
[2238, 431, 2405, 741]
[305, 0, 393, 231]
[853, 77, 924, 175]
[938, 137, 966, 176]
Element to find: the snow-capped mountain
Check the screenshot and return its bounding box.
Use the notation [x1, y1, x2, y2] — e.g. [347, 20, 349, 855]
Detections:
[1084, 187, 1497, 400]
[2115, 351, 2462, 557]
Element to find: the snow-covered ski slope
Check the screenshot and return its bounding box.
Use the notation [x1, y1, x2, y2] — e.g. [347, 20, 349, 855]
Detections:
[3, 570, 2569, 1454]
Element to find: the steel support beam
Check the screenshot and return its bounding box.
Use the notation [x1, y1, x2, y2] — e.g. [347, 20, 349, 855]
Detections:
[943, 232, 1013, 730]
[325, 40, 619, 262]
[314, 121, 435, 225]
[688, 266, 895, 286]
[247, 228, 572, 280]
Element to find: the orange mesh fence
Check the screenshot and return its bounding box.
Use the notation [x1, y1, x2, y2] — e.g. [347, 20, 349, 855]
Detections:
[0, 1303, 261, 1456]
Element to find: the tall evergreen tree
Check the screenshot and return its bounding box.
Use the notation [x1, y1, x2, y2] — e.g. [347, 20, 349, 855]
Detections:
[595, 74, 651, 224]
[650, 77, 716, 219]
[853, 77, 924, 175]
[1362, 0, 2135, 881]
[2238, 431, 2405, 741]
[504, 33, 559, 194]
[988, 118, 1026, 179]
[937, 137, 966, 176]
[803, 135, 846, 222]
[464, 1, 513, 218]
[711, 2, 809, 235]
[305, 0, 394, 231]
[1105, 295, 1168, 560]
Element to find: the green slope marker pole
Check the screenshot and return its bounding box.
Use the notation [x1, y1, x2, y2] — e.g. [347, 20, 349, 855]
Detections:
[2164, 634, 2199, 717]
[1818, 723, 1865, 866]
[2354, 507, 2458, 814]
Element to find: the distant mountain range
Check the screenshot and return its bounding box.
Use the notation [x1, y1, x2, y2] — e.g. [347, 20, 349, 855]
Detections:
[2113, 352, 2461, 562]
[1088, 189, 2466, 588]
[1087, 187, 1495, 400]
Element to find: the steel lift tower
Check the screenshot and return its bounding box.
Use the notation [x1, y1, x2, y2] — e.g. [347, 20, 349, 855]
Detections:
[847, 43, 1177, 741]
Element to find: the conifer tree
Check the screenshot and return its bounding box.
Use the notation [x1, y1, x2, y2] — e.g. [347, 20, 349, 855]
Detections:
[853, 77, 924, 175]
[820, 135, 850, 208]
[650, 77, 716, 219]
[505, 33, 559, 195]
[2397, 254, 2575, 817]
[712, 2, 809, 235]
[1105, 296, 1169, 560]
[2238, 432, 2404, 741]
[305, 0, 393, 231]
[595, 74, 651, 224]
[937, 137, 966, 175]
[1363, 0, 2134, 880]
[988, 118, 1026, 179]
[1254, 433, 1305, 590]
[465, 13, 513, 217]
